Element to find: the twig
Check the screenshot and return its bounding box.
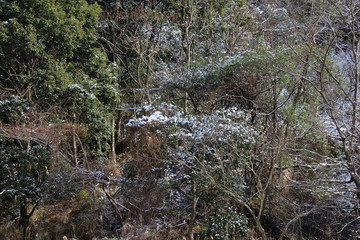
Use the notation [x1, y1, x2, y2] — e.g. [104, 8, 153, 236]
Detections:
[103, 188, 130, 212]
[337, 216, 360, 234]
[279, 207, 317, 240]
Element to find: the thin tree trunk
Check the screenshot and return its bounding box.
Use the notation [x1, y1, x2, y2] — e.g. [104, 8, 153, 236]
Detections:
[111, 116, 116, 162]
[73, 113, 78, 165]
[188, 182, 198, 240]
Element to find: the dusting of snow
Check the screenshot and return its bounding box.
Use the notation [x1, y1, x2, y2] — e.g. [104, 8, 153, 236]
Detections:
[126, 110, 169, 127]
[126, 103, 257, 145]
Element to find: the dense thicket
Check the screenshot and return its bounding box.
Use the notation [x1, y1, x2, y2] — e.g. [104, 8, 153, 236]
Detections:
[0, 0, 359, 239]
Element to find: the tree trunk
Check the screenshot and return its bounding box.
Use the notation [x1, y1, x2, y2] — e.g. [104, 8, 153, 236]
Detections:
[188, 182, 198, 240]
[111, 116, 116, 162]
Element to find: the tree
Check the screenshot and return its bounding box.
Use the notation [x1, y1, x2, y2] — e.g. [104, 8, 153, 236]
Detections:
[266, 0, 360, 236]
[311, 0, 359, 196]
[286, 0, 360, 198]
[122, 104, 253, 239]
[0, 0, 120, 161]
[0, 0, 101, 99]
[0, 138, 51, 239]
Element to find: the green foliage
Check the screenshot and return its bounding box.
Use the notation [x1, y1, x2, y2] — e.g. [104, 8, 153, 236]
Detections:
[78, 189, 90, 199]
[0, 0, 119, 158]
[166, 46, 295, 113]
[0, 0, 100, 58]
[29, 59, 74, 102]
[44, 168, 80, 201]
[61, 83, 112, 155]
[0, 0, 102, 94]
[0, 95, 30, 124]
[200, 207, 248, 239]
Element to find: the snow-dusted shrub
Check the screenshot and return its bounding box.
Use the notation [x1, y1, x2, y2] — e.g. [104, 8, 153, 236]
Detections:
[162, 48, 292, 113]
[0, 138, 52, 238]
[124, 103, 257, 238]
[0, 95, 30, 124]
[200, 207, 248, 239]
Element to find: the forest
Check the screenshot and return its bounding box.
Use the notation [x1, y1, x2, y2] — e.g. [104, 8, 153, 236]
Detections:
[0, 0, 359, 239]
